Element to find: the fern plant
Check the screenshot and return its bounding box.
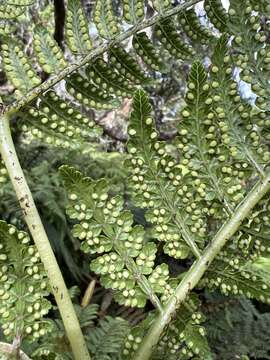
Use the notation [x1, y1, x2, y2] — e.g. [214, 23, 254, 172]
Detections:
[205, 295, 270, 359]
[1, 0, 270, 359]
[25, 299, 129, 360]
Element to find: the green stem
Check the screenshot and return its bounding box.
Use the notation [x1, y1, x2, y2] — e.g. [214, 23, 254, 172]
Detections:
[141, 141, 201, 258]
[132, 170, 270, 360]
[126, 257, 163, 312]
[114, 231, 163, 311]
[3, 0, 200, 117]
[0, 116, 91, 360]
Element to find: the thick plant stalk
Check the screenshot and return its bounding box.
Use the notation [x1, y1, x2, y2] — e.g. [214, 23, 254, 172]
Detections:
[132, 171, 270, 360]
[0, 116, 91, 360]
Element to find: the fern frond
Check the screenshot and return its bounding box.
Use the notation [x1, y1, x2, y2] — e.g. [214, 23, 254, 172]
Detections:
[250, 0, 270, 14]
[66, 73, 120, 110]
[206, 296, 270, 359]
[123, 0, 145, 25]
[2, 41, 41, 97]
[244, 198, 270, 257]
[204, 0, 228, 32]
[93, 0, 119, 39]
[30, 302, 128, 360]
[0, 4, 27, 19]
[33, 26, 67, 74]
[204, 252, 270, 304]
[19, 91, 102, 148]
[0, 221, 52, 341]
[178, 58, 245, 217]
[126, 89, 201, 259]
[133, 32, 164, 72]
[61, 165, 171, 309]
[0, 22, 15, 37]
[157, 294, 211, 359]
[210, 36, 269, 174]
[179, 9, 215, 45]
[3, 1, 270, 360]
[123, 294, 211, 359]
[75, 303, 99, 328]
[87, 58, 136, 97]
[3, 0, 202, 115]
[225, 0, 270, 111]
[202, 200, 270, 303]
[87, 316, 129, 360]
[155, 19, 195, 60]
[152, 0, 171, 14]
[66, 0, 92, 55]
[109, 46, 150, 84]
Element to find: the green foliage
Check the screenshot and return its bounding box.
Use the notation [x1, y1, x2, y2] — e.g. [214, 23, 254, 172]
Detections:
[66, 73, 120, 110]
[1, 0, 224, 150]
[61, 165, 172, 308]
[154, 294, 211, 360]
[20, 91, 102, 148]
[203, 249, 270, 304]
[151, 0, 171, 13]
[27, 301, 129, 360]
[132, 32, 164, 72]
[60, 75, 270, 357]
[0, 144, 127, 283]
[87, 316, 129, 360]
[109, 46, 150, 84]
[179, 9, 215, 45]
[87, 58, 136, 97]
[66, 0, 92, 55]
[177, 50, 251, 219]
[0, 221, 52, 341]
[206, 296, 270, 359]
[0, 2, 32, 20]
[228, 0, 270, 111]
[204, 0, 228, 32]
[131, 49, 270, 312]
[93, 0, 119, 39]
[122, 294, 210, 360]
[155, 19, 195, 60]
[33, 26, 67, 74]
[0, 0, 226, 132]
[2, 0, 270, 359]
[126, 89, 201, 259]
[1, 41, 41, 97]
[122, 0, 145, 25]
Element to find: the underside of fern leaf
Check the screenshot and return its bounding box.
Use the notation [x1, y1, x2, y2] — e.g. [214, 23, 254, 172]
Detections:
[61, 165, 173, 309]
[1, 1, 270, 360]
[0, 221, 52, 341]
